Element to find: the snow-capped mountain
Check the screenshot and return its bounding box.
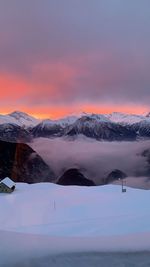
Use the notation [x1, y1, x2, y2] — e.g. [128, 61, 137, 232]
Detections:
[1, 111, 150, 141]
[31, 119, 64, 138]
[56, 112, 150, 126]
[132, 120, 150, 138]
[0, 123, 31, 142]
[26, 112, 150, 141]
[106, 112, 147, 125]
[54, 115, 79, 128]
[9, 111, 40, 126]
[63, 115, 137, 141]
[0, 111, 40, 142]
[0, 111, 40, 127]
[31, 116, 81, 138]
[0, 114, 18, 125]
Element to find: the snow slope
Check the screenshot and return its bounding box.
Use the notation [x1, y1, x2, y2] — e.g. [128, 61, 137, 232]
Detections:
[106, 112, 147, 124]
[54, 115, 79, 127]
[59, 112, 150, 125]
[1, 111, 150, 127]
[0, 183, 150, 237]
[0, 183, 150, 266]
[0, 111, 40, 126]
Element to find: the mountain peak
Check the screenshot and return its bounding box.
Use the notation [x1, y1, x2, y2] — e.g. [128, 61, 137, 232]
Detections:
[8, 111, 39, 126]
[9, 111, 34, 119]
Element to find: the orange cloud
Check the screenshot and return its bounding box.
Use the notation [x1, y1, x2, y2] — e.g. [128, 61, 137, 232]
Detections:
[0, 57, 149, 119]
[0, 103, 147, 120]
[0, 73, 32, 100]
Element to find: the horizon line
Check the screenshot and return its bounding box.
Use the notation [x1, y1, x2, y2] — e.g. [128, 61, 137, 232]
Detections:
[0, 109, 149, 120]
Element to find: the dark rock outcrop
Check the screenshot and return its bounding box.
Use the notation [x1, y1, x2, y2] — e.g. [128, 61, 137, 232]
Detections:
[132, 121, 150, 138]
[31, 120, 63, 138]
[0, 140, 55, 183]
[106, 169, 127, 183]
[64, 116, 137, 141]
[57, 168, 95, 186]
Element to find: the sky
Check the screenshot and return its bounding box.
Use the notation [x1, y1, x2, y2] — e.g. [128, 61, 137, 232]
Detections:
[0, 0, 150, 118]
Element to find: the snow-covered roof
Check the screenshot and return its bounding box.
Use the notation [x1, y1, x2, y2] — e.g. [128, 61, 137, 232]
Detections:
[0, 177, 15, 188]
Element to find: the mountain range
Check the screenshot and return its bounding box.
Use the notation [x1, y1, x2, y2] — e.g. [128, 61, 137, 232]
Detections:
[1, 111, 150, 141]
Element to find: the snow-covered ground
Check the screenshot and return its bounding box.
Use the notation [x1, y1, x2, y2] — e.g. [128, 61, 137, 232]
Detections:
[1, 183, 150, 237]
[0, 183, 150, 266]
[1, 230, 150, 267]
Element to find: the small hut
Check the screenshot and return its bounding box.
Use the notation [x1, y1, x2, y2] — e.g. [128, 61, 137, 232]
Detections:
[0, 177, 16, 193]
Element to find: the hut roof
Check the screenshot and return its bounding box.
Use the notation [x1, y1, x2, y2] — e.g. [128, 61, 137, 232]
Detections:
[0, 177, 15, 188]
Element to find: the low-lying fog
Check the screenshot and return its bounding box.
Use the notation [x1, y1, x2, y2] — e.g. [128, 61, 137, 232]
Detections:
[31, 137, 150, 187]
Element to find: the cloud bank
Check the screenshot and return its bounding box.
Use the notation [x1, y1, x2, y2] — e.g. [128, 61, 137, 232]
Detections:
[31, 138, 150, 185]
[0, 0, 150, 116]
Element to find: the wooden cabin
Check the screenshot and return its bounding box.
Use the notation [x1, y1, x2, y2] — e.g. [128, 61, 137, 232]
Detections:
[0, 177, 16, 193]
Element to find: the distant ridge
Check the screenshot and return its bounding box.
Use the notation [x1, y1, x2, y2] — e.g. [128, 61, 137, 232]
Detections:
[0, 111, 150, 141]
[0, 110, 149, 126]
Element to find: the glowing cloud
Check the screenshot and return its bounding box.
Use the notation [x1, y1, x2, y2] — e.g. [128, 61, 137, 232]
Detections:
[0, 0, 150, 117]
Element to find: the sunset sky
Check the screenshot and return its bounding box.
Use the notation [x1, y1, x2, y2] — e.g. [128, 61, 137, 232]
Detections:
[0, 0, 150, 118]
